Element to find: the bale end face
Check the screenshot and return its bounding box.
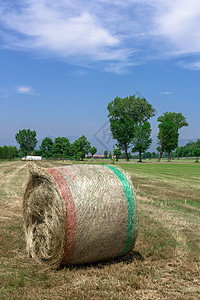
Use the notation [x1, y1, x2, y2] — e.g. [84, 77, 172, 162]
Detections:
[23, 163, 66, 268]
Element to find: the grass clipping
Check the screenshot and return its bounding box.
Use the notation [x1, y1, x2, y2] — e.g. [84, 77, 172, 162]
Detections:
[23, 163, 137, 268]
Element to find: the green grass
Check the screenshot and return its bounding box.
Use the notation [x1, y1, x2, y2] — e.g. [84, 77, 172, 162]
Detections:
[120, 160, 200, 183]
[0, 160, 199, 299]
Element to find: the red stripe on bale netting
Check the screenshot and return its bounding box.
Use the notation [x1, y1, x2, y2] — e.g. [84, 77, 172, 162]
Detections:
[59, 167, 77, 182]
[47, 168, 77, 265]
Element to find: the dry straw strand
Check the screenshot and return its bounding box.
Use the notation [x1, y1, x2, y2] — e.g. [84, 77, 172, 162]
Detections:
[23, 163, 138, 267]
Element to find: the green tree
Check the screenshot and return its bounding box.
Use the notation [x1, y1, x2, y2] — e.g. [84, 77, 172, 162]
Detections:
[0, 146, 17, 159]
[151, 152, 158, 159]
[73, 135, 91, 161]
[113, 148, 121, 161]
[15, 129, 37, 156]
[33, 149, 42, 156]
[104, 150, 108, 158]
[131, 122, 152, 162]
[146, 152, 152, 159]
[157, 112, 188, 161]
[3, 146, 9, 159]
[180, 139, 200, 157]
[185, 142, 195, 157]
[90, 146, 97, 158]
[157, 122, 178, 161]
[107, 95, 155, 161]
[193, 148, 200, 162]
[40, 137, 53, 158]
[174, 146, 183, 158]
[8, 146, 18, 159]
[52, 137, 73, 157]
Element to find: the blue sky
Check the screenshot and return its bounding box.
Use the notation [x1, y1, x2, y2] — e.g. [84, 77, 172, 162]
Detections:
[0, 0, 200, 151]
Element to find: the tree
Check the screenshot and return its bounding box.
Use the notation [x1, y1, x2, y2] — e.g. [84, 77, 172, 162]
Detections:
[180, 139, 200, 157]
[33, 149, 42, 156]
[131, 122, 152, 162]
[174, 146, 183, 158]
[104, 150, 108, 158]
[73, 135, 91, 161]
[107, 95, 155, 161]
[0, 145, 18, 160]
[193, 148, 200, 162]
[52, 137, 73, 157]
[146, 152, 152, 159]
[8, 146, 18, 159]
[151, 152, 158, 159]
[157, 112, 188, 161]
[90, 146, 97, 158]
[182, 141, 195, 157]
[40, 137, 53, 158]
[161, 122, 178, 161]
[15, 129, 37, 156]
[113, 148, 121, 161]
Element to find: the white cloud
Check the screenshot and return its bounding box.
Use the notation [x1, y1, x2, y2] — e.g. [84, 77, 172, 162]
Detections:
[1, 0, 200, 71]
[104, 62, 138, 74]
[179, 61, 200, 70]
[159, 91, 171, 95]
[0, 1, 123, 61]
[16, 85, 34, 95]
[154, 0, 200, 54]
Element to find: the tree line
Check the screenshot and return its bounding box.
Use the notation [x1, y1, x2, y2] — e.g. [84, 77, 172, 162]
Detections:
[1, 94, 200, 162]
[39, 135, 97, 160]
[0, 145, 18, 160]
[14, 129, 97, 161]
[174, 139, 200, 161]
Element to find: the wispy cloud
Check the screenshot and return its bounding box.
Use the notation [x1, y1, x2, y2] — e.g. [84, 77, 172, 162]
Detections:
[159, 91, 171, 95]
[16, 85, 34, 95]
[155, 0, 200, 54]
[104, 62, 138, 74]
[179, 60, 200, 70]
[0, 1, 123, 61]
[0, 0, 200, 71]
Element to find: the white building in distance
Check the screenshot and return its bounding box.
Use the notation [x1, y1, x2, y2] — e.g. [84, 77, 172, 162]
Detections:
[22, 156, 42, 161]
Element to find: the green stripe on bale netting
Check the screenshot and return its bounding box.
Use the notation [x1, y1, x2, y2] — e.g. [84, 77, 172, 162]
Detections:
[106, 166, 137, 255]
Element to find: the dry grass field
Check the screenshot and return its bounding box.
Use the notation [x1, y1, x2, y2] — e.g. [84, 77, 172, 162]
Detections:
[0, 160, 199, 299]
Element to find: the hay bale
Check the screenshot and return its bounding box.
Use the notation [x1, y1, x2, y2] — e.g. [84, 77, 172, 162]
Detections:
[23, 164, 138, 267]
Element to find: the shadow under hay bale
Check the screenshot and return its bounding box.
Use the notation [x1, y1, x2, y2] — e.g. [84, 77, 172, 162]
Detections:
[64, 250, 144, 271]
[23, 164, 138, 268]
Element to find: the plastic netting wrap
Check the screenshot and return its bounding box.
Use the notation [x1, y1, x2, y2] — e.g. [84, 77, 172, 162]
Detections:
[23, 164, 138, 267]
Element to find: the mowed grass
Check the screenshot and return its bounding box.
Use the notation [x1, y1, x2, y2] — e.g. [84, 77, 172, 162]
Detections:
[0, 160, 199, 299]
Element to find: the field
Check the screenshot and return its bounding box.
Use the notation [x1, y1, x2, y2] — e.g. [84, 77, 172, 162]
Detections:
[0, 159, 200, 299]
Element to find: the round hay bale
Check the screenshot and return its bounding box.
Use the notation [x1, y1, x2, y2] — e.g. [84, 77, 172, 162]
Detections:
[23, 164, 138, 267]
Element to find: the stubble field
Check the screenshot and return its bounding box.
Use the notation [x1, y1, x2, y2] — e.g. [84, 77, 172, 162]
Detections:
[0, 159, 199, 299]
